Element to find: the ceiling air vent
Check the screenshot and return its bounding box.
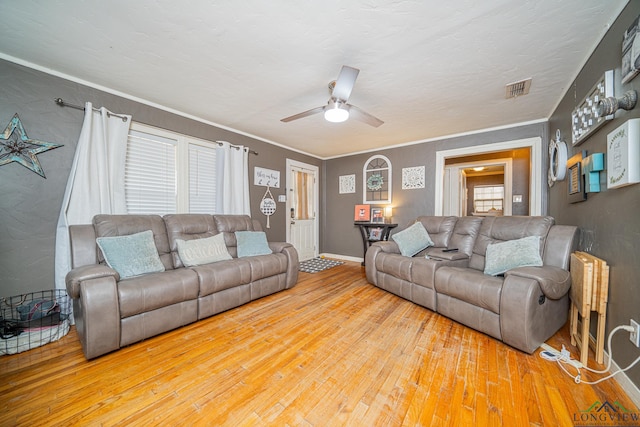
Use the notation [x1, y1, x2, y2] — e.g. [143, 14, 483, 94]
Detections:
[505, 78, 532, 99]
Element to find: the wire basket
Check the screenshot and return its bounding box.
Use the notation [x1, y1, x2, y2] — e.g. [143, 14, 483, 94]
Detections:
[0, 289, 72, 355]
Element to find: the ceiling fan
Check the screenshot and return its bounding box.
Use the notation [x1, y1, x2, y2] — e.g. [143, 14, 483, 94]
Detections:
[280, 65, 384, 127]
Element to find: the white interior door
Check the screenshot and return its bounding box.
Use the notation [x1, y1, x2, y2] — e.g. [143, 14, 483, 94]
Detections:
[286, 160, 318, 261]
[443, 166, 467, 216]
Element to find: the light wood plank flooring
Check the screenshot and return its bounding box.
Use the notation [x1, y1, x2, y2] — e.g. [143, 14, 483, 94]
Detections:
[0, 261, 636, 426]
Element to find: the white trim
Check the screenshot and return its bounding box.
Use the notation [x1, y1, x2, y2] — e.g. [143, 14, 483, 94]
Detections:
[320, 253, 363, 263]
[435, 137, 542, 216]
[604, 347, 640, 408]
[0, 53, 323, 161]
[322, 119, 548, 160]
[444, 158, 513, 216]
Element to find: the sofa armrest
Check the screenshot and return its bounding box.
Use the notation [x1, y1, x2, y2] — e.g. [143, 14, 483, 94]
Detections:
[268, 242, 299, 289]
[66, 271, 121, 359]
[500, 272, 570, 353]
[505, 266, 571, 300]
[66, 265, 119, 298]
[371, 241, 401, 254]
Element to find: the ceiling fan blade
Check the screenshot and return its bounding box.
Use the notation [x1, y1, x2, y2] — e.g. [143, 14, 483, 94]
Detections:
[280, 106, 325, 123]
[348, 104, 384, 127]
[331, 66, 359, 102]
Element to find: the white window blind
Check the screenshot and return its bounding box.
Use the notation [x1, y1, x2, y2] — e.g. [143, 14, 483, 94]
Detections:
[188, 143, 217, 214]
[125, 129, 178, 215]
[473, 185, 504, 213]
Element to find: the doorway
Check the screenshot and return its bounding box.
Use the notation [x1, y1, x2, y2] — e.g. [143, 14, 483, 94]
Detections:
[443, 158, 512, 216]
[286, 159, 319, 261]
[435, 137, 542, 216]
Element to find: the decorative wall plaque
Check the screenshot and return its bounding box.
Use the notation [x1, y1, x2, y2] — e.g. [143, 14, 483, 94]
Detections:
[402, 166, 425, 189]
[254, 167, 280, 188]
[571, 70, 614, 146]
[0, 113, 63, 178]
[339, 174, 355, 194]
[607, 118, 640, 189]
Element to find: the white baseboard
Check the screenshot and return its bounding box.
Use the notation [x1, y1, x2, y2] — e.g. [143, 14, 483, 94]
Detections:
[605, 349, 640, 408]
[319, 253, 363, 263]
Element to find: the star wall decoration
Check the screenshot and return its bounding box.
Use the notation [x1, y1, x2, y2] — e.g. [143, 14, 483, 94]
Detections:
[0, 113, 63, 178]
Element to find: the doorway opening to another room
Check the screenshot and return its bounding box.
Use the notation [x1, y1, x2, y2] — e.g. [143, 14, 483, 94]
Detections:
[435, 137, 542, 217]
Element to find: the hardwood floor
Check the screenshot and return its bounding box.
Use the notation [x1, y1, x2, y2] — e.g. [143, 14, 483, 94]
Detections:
[1, 262, 636, 426]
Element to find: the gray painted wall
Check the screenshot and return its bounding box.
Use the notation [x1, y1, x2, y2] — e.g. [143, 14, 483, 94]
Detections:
[322, 122, 548, 259]
[0, 60, 321, 297]
[549, 2, 640, 389]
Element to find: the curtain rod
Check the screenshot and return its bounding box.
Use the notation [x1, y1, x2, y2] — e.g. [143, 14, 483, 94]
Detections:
[54, 98, 129, 122]
[55, 98, 258, 155]
[216, 141, 258, 156]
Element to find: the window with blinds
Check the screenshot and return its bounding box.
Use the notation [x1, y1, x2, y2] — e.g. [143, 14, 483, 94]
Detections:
[188, 143, 217, 214]
[124, 123, 218, 215]
[473, 185, 504, 213]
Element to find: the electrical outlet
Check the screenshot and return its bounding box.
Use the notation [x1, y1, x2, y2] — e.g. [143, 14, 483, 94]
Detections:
[631, 319, 640, 347]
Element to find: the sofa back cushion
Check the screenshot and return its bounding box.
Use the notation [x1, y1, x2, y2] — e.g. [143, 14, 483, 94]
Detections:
[469, 216, 554, 272]
[213, 215, 257, 258]
[93, 214, 174, 271]
[163, 214, 219, 268]
[415, 216, 457, 248]
[449, 216, 483, 257]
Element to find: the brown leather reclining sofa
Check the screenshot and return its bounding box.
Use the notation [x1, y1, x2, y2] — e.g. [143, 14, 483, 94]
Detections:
[365, 215, 578, 353]
[66, 214, 299, 359]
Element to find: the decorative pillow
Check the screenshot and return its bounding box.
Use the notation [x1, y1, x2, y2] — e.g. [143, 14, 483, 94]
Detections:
[176, 233, 232, 267]
[391, 221, 434, 257]
[484, 235, 543, 276]
[96, 230, 165, 279]
[235, 231, 272, 258]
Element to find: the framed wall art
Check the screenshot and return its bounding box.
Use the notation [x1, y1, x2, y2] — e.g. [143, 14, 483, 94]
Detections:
[607, 118, 640, 189]
[339, 174, 356, 194]
[567, 151, 587, 203]
[363, 155, 392, 204]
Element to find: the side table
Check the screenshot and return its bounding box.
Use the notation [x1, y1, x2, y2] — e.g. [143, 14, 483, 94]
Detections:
[355, 222, 398, 266]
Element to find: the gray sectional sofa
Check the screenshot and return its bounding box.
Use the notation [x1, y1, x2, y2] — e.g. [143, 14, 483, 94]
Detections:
[365, 215, 578, 353]
[66, 214, 299, 359]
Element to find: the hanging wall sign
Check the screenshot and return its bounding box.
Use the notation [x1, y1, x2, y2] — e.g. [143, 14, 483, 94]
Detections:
[0, 113, 63, 178]
[254, 167, 280, 188]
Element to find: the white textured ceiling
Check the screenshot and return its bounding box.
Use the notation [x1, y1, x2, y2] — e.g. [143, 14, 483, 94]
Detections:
[0, 1, 628, 158]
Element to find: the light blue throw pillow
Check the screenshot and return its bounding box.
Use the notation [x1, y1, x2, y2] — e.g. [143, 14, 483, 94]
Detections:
[235, 231, 272, 258]
[391, 221, 434, 257]
[176, 233, 232, 266]
[96, 230, 165, 279]
[484, 235, 543, 276]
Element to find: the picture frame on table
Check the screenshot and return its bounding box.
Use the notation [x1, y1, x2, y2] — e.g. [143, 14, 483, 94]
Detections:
[369, 227, 383, 241]
[354, 204, 370, 222]
[371, 207, 384, 223]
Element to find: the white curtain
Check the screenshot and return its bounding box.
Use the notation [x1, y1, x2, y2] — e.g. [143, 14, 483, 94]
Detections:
[54, 103, 132, 292]
[216, 141, 250, 215]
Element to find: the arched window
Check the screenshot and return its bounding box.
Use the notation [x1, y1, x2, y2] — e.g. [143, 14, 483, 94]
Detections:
[363, 155, 392, 204]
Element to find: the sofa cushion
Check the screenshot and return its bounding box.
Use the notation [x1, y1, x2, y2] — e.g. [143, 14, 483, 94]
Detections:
[392, 222, 434, 257]
[118, 269, 200, 318]
[469, 216, 553, 272]
[192, 259, 252, 296]
[484, 236, 543, 276]
[416, 216, 457, 248]
[435, 267, 503, 314]
[96, 230, 165, 279]
[93, 214, 173, 270]
[236, 231, 272, 257]
[163, 214, 218, 268]
[375, 252, 413, 283]
[176, 233, 232, 267]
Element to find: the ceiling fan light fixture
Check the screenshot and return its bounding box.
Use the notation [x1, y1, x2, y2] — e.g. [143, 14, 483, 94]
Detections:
[324, 100, 349, 123]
